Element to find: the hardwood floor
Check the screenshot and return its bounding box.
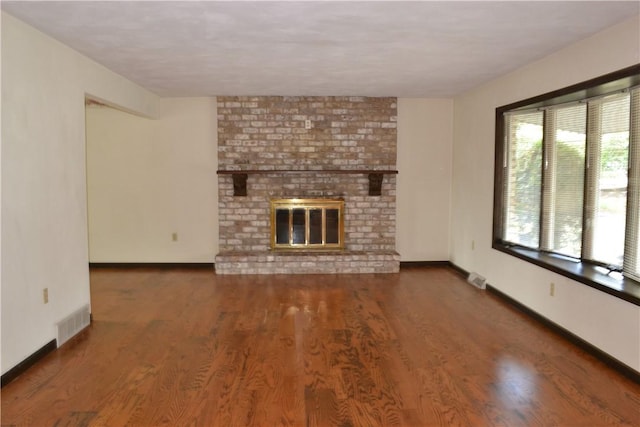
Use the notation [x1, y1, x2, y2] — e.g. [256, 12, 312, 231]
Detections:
[2, 266, 639, 426]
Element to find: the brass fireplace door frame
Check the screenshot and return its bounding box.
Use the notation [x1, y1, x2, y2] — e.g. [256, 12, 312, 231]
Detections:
[270, 198, 345, 250]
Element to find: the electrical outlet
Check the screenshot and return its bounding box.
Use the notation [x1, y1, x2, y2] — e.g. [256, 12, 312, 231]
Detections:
[305, 119, 312, 129]
[43, 288, 49, 304]
[550, 282, 555, 297]
[471, 240, 475, 250]
[172, 232, 178, 242]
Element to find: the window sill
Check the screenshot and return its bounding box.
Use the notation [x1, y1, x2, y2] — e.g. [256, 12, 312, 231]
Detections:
[493, 243, 640, 307]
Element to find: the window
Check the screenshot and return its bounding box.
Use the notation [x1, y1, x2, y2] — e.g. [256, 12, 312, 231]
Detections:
[494, 65, 640, 302]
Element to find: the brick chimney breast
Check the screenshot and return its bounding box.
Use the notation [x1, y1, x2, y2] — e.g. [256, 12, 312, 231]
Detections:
[216, 96, 399, 274]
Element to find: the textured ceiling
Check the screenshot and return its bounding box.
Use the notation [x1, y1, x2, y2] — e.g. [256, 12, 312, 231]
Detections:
[2, 1, 639, 97]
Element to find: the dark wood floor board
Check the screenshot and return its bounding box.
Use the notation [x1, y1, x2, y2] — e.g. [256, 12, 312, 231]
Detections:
[2, 266, 639, 426]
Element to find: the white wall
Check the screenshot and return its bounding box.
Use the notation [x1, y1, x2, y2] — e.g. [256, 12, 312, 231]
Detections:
[88, 96, 448, 264]
[451, 15, 640, 371]
[86, 98, 218, 262]
[1, 13, 160, 374]
[397, 99, 453, 261]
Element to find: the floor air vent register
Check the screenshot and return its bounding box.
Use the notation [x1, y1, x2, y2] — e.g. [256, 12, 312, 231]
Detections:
[467, 272, 487, 289]
[56, 304, 91, 346]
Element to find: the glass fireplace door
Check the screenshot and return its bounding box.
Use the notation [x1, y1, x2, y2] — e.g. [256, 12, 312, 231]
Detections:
[270, 199, 344, 249]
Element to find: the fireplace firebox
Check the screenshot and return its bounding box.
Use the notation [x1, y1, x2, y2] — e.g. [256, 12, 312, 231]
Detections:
[270, 198, 344, 250]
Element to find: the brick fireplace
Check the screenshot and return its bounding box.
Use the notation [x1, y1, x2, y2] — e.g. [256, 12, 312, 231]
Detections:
[215, 96, 400, 274]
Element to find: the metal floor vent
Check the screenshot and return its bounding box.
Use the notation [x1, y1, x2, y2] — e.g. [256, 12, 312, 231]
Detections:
[56, 304, 91, 346]
[467, 272, 487, 290]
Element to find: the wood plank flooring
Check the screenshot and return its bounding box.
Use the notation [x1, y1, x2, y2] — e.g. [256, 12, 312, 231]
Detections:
[1, 266, 639, 426]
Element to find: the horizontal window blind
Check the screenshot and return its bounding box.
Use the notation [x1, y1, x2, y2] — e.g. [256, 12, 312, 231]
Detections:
[541, 104, 586, 258]
[624, 87, 640, 281]
[504, 112, 543, 248]
[587, 93, 629, 267]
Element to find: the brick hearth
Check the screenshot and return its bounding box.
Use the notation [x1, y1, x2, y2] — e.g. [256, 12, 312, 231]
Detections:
[215, 250, 400, 275]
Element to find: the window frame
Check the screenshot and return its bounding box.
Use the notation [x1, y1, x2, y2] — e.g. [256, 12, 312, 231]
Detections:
[493, 64, 640, 306]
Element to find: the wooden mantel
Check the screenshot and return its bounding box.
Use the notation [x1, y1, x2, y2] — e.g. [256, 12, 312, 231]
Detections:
[216, 169, 399, 196]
